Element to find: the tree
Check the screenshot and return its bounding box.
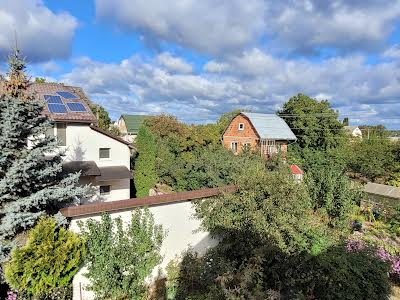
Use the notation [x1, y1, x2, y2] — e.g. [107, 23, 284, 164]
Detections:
[0, 50, 89, 271]
[349, 138, 395, 181]
[34, 77, 46, 83]
[195, 165, 330, 255]
[4, 217, 84, 297]
[279, 94, 345, 151]
[78, 210, 164, 300]
[342, 117, 349, 126]
[134, 125, 157, 197]
[89, 104, 111, 132]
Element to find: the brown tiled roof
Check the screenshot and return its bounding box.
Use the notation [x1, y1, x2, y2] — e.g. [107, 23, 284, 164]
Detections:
[62, 161, 101, 176]
[96, 166, 131, 181]
[60, 185, 237, 217]
[90, 125, 134, 148]
[27, 83, 97, 123]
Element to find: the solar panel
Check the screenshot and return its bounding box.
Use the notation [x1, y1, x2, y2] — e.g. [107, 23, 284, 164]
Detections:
[44, 95, 62, 104]
[48, 104, 67, 113]
[57, 91, 78, 99]
[67, 102, 87, 112]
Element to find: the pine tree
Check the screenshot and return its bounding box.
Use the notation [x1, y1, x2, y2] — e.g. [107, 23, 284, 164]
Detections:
[0, 50, 90, 273]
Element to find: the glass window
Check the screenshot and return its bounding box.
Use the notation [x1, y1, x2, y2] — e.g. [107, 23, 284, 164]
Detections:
[56, 123, 66, 146]
[99, 148, 110, 159]
[238, 123, 244, 130]
[100, 185, 111, 195]
[231, 142, 238, 153]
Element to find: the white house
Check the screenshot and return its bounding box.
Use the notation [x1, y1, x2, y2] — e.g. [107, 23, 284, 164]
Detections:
[28, 83, 133, 202]
[117, 114, 148, 142]
[344, 126, 363, 138]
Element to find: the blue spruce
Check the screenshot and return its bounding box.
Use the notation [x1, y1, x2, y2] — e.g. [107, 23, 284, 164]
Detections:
[0, 50, 90, 275]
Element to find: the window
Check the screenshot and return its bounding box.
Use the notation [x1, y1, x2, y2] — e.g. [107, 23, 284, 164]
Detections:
[100, 185, 111, 195]
[56, 123, 66, 146]
[46, 125, 54, 138]
[99, 148, 110, 159]
[242, 143, 251, 151]
[238, 123, 244, 130]
[231, 142, 238, 153]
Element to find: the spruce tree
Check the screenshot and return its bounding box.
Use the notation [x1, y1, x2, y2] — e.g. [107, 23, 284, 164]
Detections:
[0, 50, 89, 273]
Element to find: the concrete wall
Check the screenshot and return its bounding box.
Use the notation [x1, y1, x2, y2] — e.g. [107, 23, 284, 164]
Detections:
[78, 177, 130, 203]
[69, 201, 216, 300]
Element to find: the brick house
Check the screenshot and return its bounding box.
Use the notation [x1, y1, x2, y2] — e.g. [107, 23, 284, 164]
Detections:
[222, 112, 297, 158]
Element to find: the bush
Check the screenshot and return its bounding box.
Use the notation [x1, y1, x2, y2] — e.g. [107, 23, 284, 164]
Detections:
[78, 209, 164, 300]
[134, 125, 157, 197]
[4, 217, 84, 297]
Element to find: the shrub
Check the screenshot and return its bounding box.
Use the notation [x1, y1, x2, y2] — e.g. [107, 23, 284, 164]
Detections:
[134, 125, 157, 197]
[79, 209, 164, 300]
[4, 217, 84, 297]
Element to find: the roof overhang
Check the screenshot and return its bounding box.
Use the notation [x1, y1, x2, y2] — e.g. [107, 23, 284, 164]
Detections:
[62, 161, 101, 176]
[96, 166, 131, 181]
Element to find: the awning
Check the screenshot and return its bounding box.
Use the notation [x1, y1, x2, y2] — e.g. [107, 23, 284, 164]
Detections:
[96, 166, 131, 182]
[62, 161, 101, 176]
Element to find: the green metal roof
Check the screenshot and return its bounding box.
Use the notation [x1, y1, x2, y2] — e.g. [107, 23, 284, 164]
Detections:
[121, 114, 148, 134]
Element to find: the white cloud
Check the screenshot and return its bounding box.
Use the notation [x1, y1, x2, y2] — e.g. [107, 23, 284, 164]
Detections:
[95, 0, 400, 56]
[383, 44, 400, 58]
[0, 0, 78, 62]
[156, 52, 193, 74]
[59, 49, 400, 128]
[95, 0, 266, 55]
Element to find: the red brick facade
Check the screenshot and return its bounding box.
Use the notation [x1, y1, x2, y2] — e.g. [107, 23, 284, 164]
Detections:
[222, 114, 289, 158]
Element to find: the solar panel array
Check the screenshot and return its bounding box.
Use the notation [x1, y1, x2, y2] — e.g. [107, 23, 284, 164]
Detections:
[57, 91, 78, 99]
[67, 102, 87, 112]
[45, 91, 87, 114]
[44, 95, 62, 104]
[48, 103, 67, 113]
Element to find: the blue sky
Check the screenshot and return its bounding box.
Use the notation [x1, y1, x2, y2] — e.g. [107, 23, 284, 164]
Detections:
[1, 0, 400, 128]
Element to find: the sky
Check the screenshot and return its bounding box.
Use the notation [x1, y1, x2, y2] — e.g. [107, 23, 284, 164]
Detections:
[0, 0, 400, 128]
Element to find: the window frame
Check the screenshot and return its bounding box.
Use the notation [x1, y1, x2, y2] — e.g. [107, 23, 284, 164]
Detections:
[99, 148, 111, 159]
[56, 123, 66, 146]
[238, 123, 245, 131]
[231, 142, 238, 153]
[99, 185, 111, 195]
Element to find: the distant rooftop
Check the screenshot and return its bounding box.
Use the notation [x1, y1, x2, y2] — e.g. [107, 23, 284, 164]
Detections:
[120, 114, 148, 134]
[241, 112, 297, 140]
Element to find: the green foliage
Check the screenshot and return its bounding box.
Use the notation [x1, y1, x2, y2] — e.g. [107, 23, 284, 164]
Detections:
[0, 50, 89, 269]
[195, 165, 331, 255]
[78, 209, 164, 300]
[134, 125, 158, 197]
[279, 94, 345, 151]
[89, 104, 111, 131]
[303, 150, 362, 228]
[4, 217, 84, 297]
[34, 77, 46, 83]
[349, 137, 395, 180]
[165, 258, 181, 300]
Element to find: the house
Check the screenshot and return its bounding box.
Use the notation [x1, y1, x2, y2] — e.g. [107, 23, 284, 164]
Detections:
[222, 112, 297, 158]
[290, 164, 304, 182]
[344, 126, 362, 138]
[28, 83, 133, 203]
[117, 114, 148, 142]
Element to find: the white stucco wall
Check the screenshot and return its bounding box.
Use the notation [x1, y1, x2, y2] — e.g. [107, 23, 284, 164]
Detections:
[63, 123, 130, 169]
[69, 201, 217, 300]
[79, 177, 130, 203]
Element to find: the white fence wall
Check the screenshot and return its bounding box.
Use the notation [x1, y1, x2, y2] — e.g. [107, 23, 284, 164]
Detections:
[69, 201, 216, 300]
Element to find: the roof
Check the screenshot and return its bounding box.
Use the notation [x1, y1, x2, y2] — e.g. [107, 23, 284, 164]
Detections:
[60, 185, 237, 217]
[344, 126, 360, 132]
[120, 114, 148, 134]
[364, 182, 400, 200]
[62, 161, 101, 176]
[96, 166, 131, 181]
[241, 112, 297, 140]
[90, 125, 133, 148]
[290, 164, 304, 175]
[27, 83, 97, 123]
